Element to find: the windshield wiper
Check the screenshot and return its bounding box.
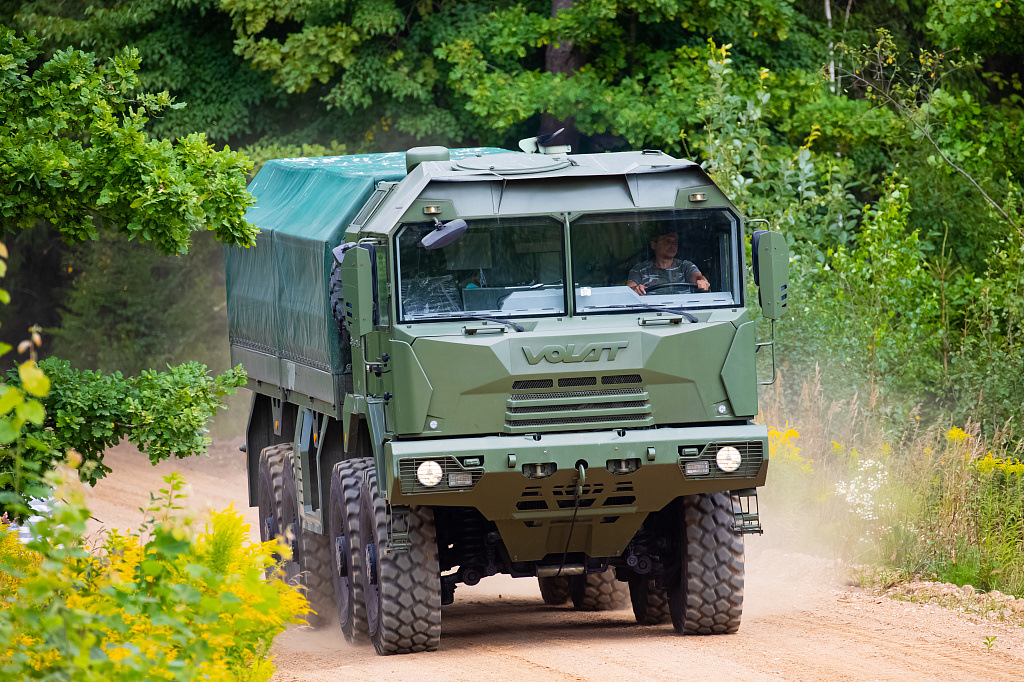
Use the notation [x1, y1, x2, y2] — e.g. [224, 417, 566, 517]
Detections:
[529, 279, 563, 289]
[602, 304, 698, 323]
[636, 305, 698, 323]
[462, 315, 525, 332]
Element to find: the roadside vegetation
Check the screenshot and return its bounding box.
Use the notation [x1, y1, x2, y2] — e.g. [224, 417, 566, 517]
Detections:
[0, 0, 1021, 659]
[761, 373, 1024, 597]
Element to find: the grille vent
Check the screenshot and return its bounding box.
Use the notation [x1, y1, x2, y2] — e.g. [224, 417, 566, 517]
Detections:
[510, 387, 643, 401]
[513, 379, 553, 390]
[602, 374, 642, 385]
[558, 376, 597, 388]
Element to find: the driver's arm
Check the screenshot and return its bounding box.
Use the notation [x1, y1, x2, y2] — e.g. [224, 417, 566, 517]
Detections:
[689, 272, 710, 292]
[627, 279, 647, 296]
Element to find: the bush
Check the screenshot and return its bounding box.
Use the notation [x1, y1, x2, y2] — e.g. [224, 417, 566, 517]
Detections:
[0, 469, 306, 681]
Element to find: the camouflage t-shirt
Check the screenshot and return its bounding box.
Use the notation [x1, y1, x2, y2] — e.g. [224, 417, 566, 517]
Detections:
[627, 258, 700, 289]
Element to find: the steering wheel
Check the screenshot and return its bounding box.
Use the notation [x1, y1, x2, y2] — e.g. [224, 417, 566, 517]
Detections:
[645, 281, 698, 293]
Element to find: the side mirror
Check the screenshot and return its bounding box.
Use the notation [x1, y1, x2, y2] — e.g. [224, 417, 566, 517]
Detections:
[339, 243, 378, 337]
[751, 230, 789, 320]
[420, 219, 467, 250]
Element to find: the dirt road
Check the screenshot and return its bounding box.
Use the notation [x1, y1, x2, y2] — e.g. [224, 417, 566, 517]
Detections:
[84, 444, 1024, 681]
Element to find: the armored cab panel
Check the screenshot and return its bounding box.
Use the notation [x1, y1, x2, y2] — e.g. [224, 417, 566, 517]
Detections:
[225, 149, 505, 412]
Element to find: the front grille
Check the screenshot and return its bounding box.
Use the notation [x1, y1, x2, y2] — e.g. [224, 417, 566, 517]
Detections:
[398, 456, 483, 494]
[510, 387, 643, 401]
[678, 441, 765, 479]
[511, 414, 650, 428]
[509, 400, 646, 414]
[505, 381, 651, 432]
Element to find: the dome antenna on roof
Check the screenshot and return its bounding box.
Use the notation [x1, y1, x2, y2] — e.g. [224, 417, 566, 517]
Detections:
[518, 128, 571, 155]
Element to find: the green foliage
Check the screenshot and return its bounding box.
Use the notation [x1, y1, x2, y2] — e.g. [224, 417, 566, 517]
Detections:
[14, 0, 288, 145]
[0, 27, 257, 255]
[0, 470, 307, 680]
[0, 358, 245, 514]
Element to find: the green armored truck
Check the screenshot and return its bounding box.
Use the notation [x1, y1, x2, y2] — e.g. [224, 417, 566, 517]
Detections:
[224, 142, 789, 655]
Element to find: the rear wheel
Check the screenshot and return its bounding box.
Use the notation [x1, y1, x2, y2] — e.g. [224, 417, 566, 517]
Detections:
[568, 568, 629, 611]
[257, 445, 287, 572]
[279, 447, 335, 628]
[628, 577, 671, 625]
[360, 468, 442, 655]
[537, 576, 570, 605]
[329, 458, 371, 642]
[668, 492, 744, 634]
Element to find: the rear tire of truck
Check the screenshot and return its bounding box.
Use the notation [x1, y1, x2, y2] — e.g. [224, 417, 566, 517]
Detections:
[568, 569, 630, 611]
[537, 576, 570, 605]
[628, 577, 671, 625]
[257, 446, 287, 574]
[669, 492, 744, 635]
[359, 468, 442, 655]
[278, 447, 336, 629]
[329, 457, 372, 643]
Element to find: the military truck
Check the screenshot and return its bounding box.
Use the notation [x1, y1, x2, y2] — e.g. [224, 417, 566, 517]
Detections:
[224, 142, 789, 655]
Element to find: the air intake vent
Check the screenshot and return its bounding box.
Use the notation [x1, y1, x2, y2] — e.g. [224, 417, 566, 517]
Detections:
[558, 376, 597, 387]
[602, 374, 642, 385]
[512, 379, 553, 390]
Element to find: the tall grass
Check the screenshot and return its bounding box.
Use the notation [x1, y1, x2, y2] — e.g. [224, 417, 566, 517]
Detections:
[760, 370, 1024, 596]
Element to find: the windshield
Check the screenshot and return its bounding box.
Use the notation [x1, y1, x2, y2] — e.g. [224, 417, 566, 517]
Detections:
[396, 216, 565, 321]
[570, 209, 740, 313]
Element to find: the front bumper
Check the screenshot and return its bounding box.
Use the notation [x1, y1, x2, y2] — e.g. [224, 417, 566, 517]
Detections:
[384, 423, 768, 561]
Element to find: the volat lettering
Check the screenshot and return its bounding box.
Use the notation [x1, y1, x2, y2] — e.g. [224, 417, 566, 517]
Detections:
[522, 341, 629, 365]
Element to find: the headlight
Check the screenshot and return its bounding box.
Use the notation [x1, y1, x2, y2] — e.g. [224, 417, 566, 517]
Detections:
[715, 446, 742, 472]
[416, 460, 444, 487]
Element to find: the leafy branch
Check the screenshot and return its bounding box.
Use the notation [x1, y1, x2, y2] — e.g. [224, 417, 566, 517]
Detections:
[837, 29, 1022, 237]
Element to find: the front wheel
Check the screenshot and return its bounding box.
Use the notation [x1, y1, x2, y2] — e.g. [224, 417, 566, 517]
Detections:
[668, 492, 744, 634]
[360, 468, 441, 655]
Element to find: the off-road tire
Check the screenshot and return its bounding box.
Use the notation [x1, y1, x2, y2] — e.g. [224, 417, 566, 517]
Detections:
[669, 492, 744, 634]
[329, 457, 372, 642]
[537, 576, 570, 605]
[568, 569, 630, 611]
[628, 577, 671, 625]
[360, 468, 442, 655]
[256, 445, 287, 573]
[280, 448, 335, 629]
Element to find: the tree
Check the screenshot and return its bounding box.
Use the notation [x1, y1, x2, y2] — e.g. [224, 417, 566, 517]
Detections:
[0, 27, 254, 513]
[0, 27, 257, 255]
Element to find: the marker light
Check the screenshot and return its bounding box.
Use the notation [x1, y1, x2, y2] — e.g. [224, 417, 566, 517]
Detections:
[423, 205, 442, 215]
[684, 460, 710, 476]
[716, 446, 742, 473]
[448, 472, 474, 488]
[416, 460, 443, 487]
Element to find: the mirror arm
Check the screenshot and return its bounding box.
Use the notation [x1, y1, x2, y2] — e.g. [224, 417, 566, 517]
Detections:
[756, 319, 778, 386]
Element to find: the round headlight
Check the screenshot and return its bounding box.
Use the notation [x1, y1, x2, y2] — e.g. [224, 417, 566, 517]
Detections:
[715, 446, 742, 473]
[416, 460, 444, 487]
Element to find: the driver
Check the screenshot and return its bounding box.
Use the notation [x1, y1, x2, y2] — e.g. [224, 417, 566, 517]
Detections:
[627, 227, 709, 295]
